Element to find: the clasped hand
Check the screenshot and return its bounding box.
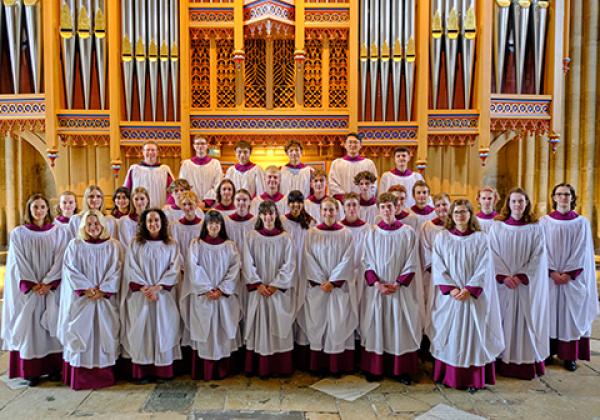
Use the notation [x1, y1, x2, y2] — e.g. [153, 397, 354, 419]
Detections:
[141, 284, 162, 301]
[32, 283, 51, 296]
[258, 284, 278, 297]
[375, 281, 399, 295]
[550, 271, 571, 285]
[450, 288, 471, 301]
[84, 287, 106, 300]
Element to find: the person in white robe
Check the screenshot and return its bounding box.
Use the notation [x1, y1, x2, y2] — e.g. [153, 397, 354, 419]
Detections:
[280, 191, 316, 354]
[418, 193, 451, 327]
[171, 191, 203, 269]
[178, 136, 223, 207]
[540, 183, 599, 371]
[379, 147, 425, 207]
[163, 179, 204, 224]
[475, 186, 500, 233]
[111, 186, 131, 219]
[409, 180, 436, 226]
[69, 185, 118, 239]
[354, 171, 378, 224]
[181, 210, 242, 380]
[2, 194, 69, 385]
[224, 140, 265, 198]
[213, 179, 238, 216]
[280, 139, 313, 198]
[429, 200, 504, 392]
[120, 209, 182, 382]
[489, 188, 549, 380]
[328, 133, 377, 201]
[386, 185, 420, 231]
[225, 189, 256, 255]
[243, 200, 296, 377]
[304, 169, 344, 223]
[59, 210, 122, 390]
[251, 166, 288, 215]
[54, 190, 78, 229]
[118, 187, 149, 249]
[123, 141, 175, 208]
[360, 193, 422, 384]
[297, 198, 357, 374]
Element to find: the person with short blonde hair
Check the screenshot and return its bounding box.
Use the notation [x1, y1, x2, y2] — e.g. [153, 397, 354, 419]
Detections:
[59, 209, 122, 390]
[251, 166, 287, 215]
[69, 185, 117, 239]
[2, 194, 70, 386]
[123, 141, 175, 208]
[178, 135, 223, 208]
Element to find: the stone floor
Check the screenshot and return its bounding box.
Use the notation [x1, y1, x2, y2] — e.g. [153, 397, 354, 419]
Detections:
[0, 317, 599, 420]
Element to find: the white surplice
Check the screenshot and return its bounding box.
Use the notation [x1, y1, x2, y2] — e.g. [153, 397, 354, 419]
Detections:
[224, 165, 265, 198]
[379, 170, 424, 207]
[181, 239, 242, 360]
[418, 220, 445, 327]
[117, 216, 138, 249]
[242, 230, 296, 355]
[171, 220, 203, 268]
[2, 225, 69, 358]
[360, 224, 423, 356]
[299, 227, 357, 353]
[328, 157, 378, 197]
[59, 239, 122, 368]
[280, 165, 313, 198]
[69, 213, 117, 240]
[121, 240, 181, 366]
[489, 221, 550, 365]
[124, 164, 175, 208]
[540, 215, 599, 342]
[429, 231, 504, 367]
[178, 158, 223, 202]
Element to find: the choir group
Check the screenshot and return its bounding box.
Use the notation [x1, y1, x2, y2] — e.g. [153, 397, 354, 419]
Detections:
[2, 133, 598, 395]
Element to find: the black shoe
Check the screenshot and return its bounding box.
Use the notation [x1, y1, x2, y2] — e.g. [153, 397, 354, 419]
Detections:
[564, 360, 577, 372]
[134, 378, 151, 385]
[398, 374, 412, 385]
[365, 373, 382, 382]
[26, 377, 40, 387]
[544, 356, 554, 365]
[467, 386, 478, 394]
[48, 373, 62, 382]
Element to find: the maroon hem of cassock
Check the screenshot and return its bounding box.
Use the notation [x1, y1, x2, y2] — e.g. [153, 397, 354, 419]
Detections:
[244, 349, 294, 377]
[496, 359, 545, 380]
[8, 351, 62, 380]
[433, 359, 496, 390]
[550, 337, 591, 361]
[359, 347, 419, 377]
[116, 357, 176, 380]
[191, 350, 241, 381]
[62, 362, 116, 390]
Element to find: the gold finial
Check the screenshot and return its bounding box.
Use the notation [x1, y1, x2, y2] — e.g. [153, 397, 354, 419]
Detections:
[496, 0, 510, 7]
[60, 4, 74, 39]
[160, 41, 169, 61]
[170, 42, 179, 60]
[360, 43, 368, 60]
[370, 42, 379, 59]
[519, 1, 531, 8]
[94, 9, 106, 38]
[122, 36, 133, 62]
[464, 5, 476, 40]
[135, 38, 146, 61]
[381, 41, 390, 59]
[77, 6, 91, 38]
[447, 8, 459, 39]
[148, 39, 158, 61]
[392, 39, 403, 61]
[405, 37, 416, 62]
[432, 10, 443, 39]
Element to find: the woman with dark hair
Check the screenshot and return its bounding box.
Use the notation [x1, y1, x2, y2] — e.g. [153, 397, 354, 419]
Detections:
[540, 183, 599, 372]
[214, 179, 237, 216]
[297, 197, 357, 374]
[112, 187, 131, 219]
[181, 210, 242, 380]
[243, 200, 296, 377]
[120, 208, 182, 382]
[118, 187, 150, 249]
[489, 188, 549, 380]
[69, 185, 117, 239]
[225, 188, 256, 254]
[55, 191, 78, 228]
[2, 194, 69, 386]
[429, 200, 504, 393]
[59, 210, 122, 390]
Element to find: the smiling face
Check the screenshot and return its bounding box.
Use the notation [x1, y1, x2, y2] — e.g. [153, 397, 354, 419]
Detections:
[414, 186, 430, 207]
[193, 137, 209, 158]
[234, 192, 251, 215]
[259, 210, 277, 230]
[220, 182, 234, 204]
[133, 193, 149, 214]
[343, 198, 359, 221]
[60, 194, 77, 217]
[452, 204, 470, 230]
[286, 146, 302, 166]
[145, 211, 162, 238]
[207, 220, 222, 238]
[172, 186, 187, 204]
[288, 200, 303, 217]
[114, 192, 129, 212]
[358, 179, 373, 200]
[181, 198, 196, 217]
[312, 175, 327, 197]
[553, 186, 572, 212]
[434, 198, 451, 219]
[142, 143, 158, 165]
[508, 192, 528, 220]
[478, 190, 496, 214]
[235, 147, 251, 165]
[394, 151, 410, 170]
[378, 201, 396, 223]
[320, 201, 338, 225]
[85, 215, 103, 239]
[264, 171, 281, 194]
[87, 189, 103, 211]
[344, 136, 361, 157]
[30, 198, 49, 225]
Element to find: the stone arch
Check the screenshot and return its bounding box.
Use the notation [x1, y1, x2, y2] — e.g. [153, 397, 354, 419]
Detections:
[480, 131, 521, 198]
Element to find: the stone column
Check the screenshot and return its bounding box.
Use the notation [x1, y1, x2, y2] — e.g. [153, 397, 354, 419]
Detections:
[4, 132, 17, 233]
[524, 132, 536, 197]
[536, 134, 549, 215]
